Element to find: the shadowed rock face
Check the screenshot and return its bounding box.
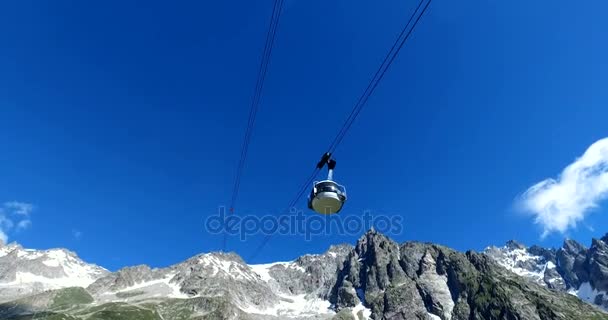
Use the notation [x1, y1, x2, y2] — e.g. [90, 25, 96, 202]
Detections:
[588, 239, 608, 291]
[557, 239, 589, 288]
[330, 230, 430, 319]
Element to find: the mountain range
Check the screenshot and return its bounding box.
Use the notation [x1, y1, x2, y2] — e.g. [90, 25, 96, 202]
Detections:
[1, 230, 608, 319]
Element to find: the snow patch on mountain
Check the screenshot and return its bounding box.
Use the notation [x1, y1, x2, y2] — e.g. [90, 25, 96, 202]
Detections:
[242, 293, 333, 318]
[484, 238, 608, 312]
[97, 272, 189, 302]
[249, 262, 278, 282]
[249, 261, 305, 282]
[569, 282, 608, 311]
[484, 242, 564, 289]
[427, 313, 442, 320]
[487, 247, 545, 279]
[246, 260, 336, 317]
[351, 302, 372, 319]
[197, 253, 259, 282]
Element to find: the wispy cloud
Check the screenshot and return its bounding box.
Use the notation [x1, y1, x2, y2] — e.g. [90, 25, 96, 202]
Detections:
[0, 201, 34, 244]
[4, 201, 34, 216]
[16, 220, 32, 231]
[519, 137, 608, 237]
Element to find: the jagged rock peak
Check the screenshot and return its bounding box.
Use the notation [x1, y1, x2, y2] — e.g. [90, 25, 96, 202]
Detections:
[528, 244, 556, 258]
[327, 243, 353, 254]
[194, 251, 244, 261]
[591, 237, 608, 248]
[587, 238, 608, 292]
[296, 243, 353, 262]
[355, 228, 400, 256]
[563, 238, 587, 252]
[329, 229, 411, 318]
[505, 239, 526, 250]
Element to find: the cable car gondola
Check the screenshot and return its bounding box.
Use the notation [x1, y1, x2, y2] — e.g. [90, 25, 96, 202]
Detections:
[308, 153, 347, 214]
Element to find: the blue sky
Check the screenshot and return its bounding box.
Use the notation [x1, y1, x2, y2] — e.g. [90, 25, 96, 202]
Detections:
[1, 0, 607, 270]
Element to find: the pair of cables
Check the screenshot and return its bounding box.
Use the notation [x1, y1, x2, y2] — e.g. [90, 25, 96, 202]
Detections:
[249, 0, 433, 261]
[224, 0, 286, 251]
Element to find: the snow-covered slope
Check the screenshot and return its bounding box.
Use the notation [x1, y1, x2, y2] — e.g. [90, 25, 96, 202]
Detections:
[241, 291, 334, 318]
[0, 243, 108, 302]
[247, 260, 334, 318]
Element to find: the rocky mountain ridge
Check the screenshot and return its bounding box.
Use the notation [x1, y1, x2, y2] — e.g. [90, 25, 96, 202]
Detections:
[1, 232, 608, 319]
[484, 234, 608, 311]
[0, 242, 109, 302]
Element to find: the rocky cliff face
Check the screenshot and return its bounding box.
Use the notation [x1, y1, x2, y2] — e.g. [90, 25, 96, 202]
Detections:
[1, 232, 608, 320]
[330, 230, 606, 320]
[485, 233, 608, 311]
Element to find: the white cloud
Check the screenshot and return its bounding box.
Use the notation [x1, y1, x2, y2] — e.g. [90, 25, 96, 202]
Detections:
[520, 138, 608, 237]
[0, 201, 34, 243]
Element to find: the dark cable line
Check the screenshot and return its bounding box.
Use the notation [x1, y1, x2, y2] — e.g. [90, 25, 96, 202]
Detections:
[224, 0, 286, 251]
[327, 0, 428, 154]
[231, 0, 284, 212]
[249, 0, 432, 261]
